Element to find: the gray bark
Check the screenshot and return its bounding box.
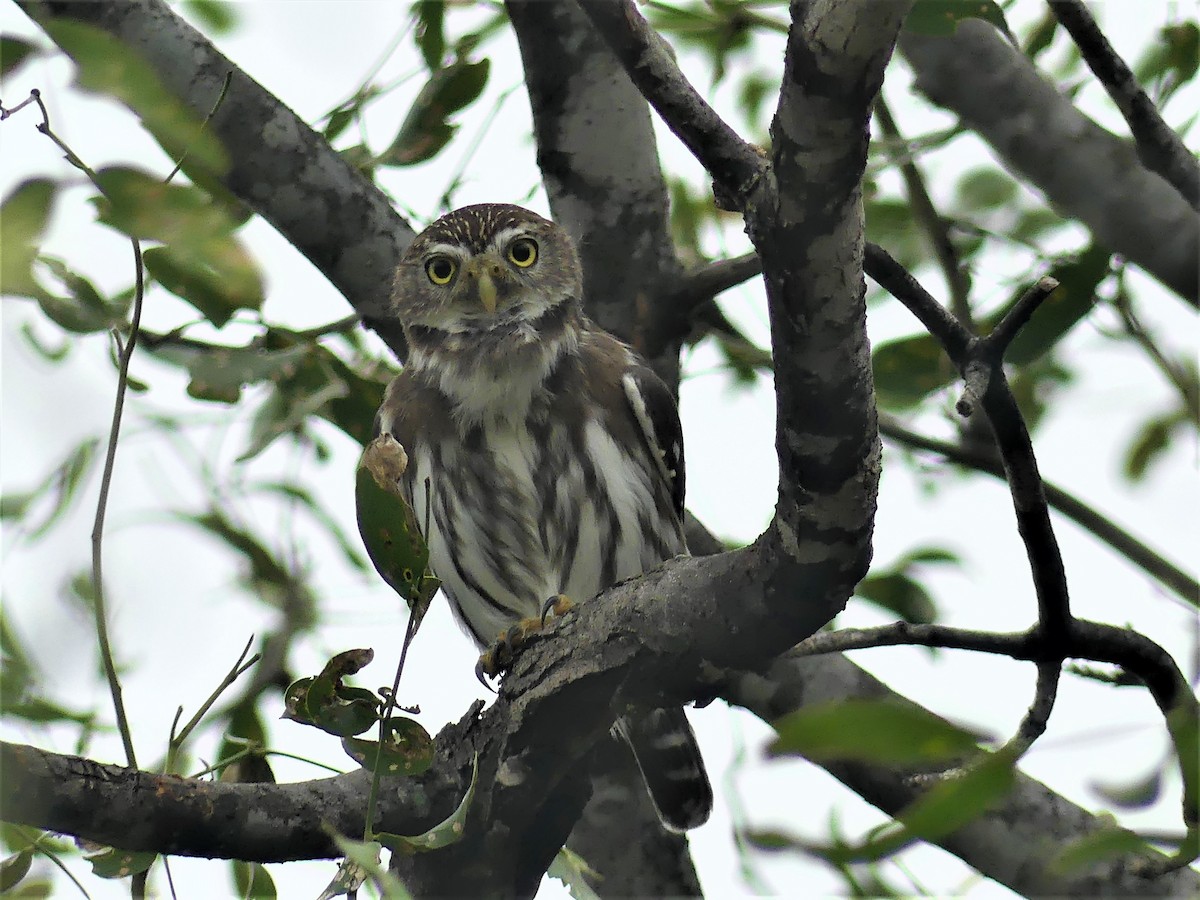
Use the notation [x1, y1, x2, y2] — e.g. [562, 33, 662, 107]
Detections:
[900, 19, 1200, 306]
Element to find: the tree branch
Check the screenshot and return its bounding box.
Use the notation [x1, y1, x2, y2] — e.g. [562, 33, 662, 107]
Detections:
[1049, 0, 1200, 211]
[900, 17, 1200, 305]
[874, 96, 973, 326]
[17, 0, 413, 357]
[721, 651, 1200, 898]
[575, 0, 768, 207]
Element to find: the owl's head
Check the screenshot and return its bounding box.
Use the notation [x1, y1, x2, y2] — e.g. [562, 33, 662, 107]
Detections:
[392, 204, 582, 335]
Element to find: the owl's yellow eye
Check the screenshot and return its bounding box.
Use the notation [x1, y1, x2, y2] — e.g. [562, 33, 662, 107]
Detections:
[426, 256, 456, 285]
[508, 238, 538, 268]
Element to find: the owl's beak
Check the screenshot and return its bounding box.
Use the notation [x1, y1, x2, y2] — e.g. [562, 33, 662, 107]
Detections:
[463, 254, 507, 314]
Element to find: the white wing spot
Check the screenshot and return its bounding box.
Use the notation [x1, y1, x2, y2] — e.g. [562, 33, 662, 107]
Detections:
[622, 373, 673, 487]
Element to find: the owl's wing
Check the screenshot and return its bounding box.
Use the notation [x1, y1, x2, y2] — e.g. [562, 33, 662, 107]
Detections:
[621, 363, 686, 520]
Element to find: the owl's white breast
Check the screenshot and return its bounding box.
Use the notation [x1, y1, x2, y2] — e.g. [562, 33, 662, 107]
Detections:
[407, 409, 680, 648]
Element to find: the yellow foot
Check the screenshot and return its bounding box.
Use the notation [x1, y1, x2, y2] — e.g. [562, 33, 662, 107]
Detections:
[475, 595, 574, 688]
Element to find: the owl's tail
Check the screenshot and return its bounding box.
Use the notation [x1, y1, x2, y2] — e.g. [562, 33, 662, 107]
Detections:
[616, 707, 712, 832]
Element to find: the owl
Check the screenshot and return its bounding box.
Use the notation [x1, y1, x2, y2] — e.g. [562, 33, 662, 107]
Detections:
[375, 203, 712, 832]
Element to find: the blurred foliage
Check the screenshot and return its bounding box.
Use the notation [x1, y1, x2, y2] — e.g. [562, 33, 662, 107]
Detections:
[2, 0, 1198, 894]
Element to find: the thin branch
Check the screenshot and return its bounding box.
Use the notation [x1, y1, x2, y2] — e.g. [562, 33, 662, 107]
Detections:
[1113, 291, 1200, 428]
[1049, 0, 1200, 211]
[22, 90, 142, 771]
[668, 251, 762, 313]
[865, 243, 972, 359]
[874, 96, 972, 326]
[575, 0, 766, 205]
[879, 414, 1198, 606]
[165, 637, 260, 773]
[987, 275, 1061, 357]
[999, 661, 1060, 759]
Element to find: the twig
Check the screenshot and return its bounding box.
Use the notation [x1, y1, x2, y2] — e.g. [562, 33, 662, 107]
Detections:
[1049, 0, 1200, 211]
[1113, 291, 1199, 428]
[874, 97, 973, 327]
[879, 415, 1198, 606]
[163, 70, 232, 184]
[986, 275, 1061, 357]
[576, 0, 766, 205]
[363, 606, 422, 841]
[166, 637, 261, 773]
[19, 90, 143, 771]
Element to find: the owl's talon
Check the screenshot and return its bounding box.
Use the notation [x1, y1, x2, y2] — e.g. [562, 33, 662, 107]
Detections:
[540, 593, 574, 626]
[474, 656, 497, 692]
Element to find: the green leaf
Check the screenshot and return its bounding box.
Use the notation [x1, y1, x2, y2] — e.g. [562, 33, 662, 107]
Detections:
[871, 333, 956, 409]
[324, 837, 414, 900]
[1123, 410, 1186, 482]
[770, 699, 987, 765]
[1, 36, 38, 78]
[1165, 703, 1199, 829]
[283, 649, 380, 737]
[0, 848, 33, 892]
[904, 0, 1009, 37]
[231, 860, 276, 899]
[162, 343, 309, 404]
[547, 847, 602, 900]
[143, 239, 263, 327]
[376, 755, 478, 853]
[382, 58, 490, 166]
[1023, 11, 1058, 59]
[1, 438, 99, 540]
[356, 435, 439, 622]
[93, 166, 236, 244]
[34, 256, 129, 334]
[899, 546, 960, 567]
[999, 246, 1111, 366]
[43, 20, 228, 175]
[1136, 22, 1200, 100]
[865, 199, 927, 272]
[1092, 767, 1162, 810]
[1, 179, 56, 299]
[83, 846, 157, 879]
[240, 378, 348, 461]
[1050, 824, 1154, 876]
[414, 1, 446, 70]
[342, 717, 435, 776]
[955, 168, 1017, 212]
[856, 572, 938, 625]
[183, 0, 240, 35]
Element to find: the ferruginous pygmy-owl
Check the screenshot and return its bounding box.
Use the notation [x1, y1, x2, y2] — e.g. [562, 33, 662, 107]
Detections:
[375, 203, 712, 832]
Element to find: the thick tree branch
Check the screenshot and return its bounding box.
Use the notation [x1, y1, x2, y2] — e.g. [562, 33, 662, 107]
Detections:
[900, 18, 1200, 305]
[18, 0, 414, 356]
[1049, 0, 1200, 211]
[721, 651, 1200, 898]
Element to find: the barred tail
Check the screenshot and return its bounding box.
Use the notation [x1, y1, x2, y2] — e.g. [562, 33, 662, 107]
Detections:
[617, 707, 712, 832]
